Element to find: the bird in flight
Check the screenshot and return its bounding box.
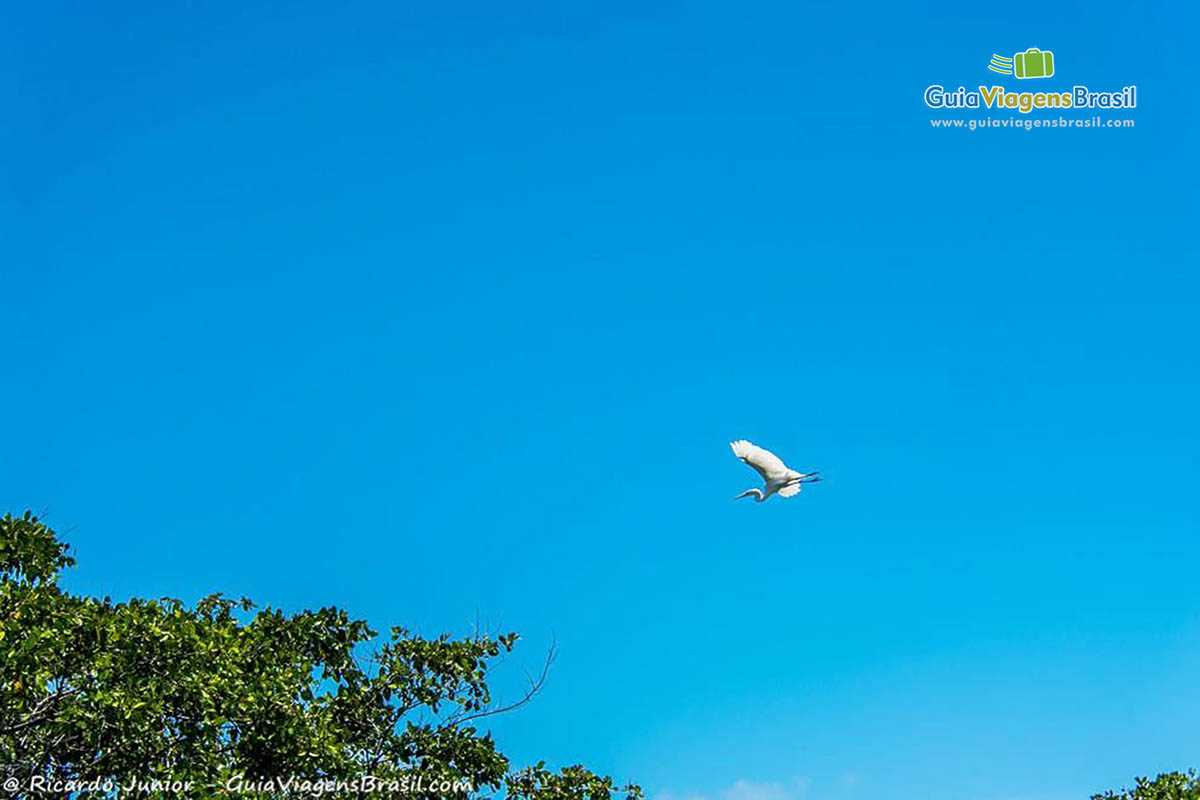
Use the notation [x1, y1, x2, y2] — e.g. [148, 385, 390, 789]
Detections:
[730, 440, 821, 502]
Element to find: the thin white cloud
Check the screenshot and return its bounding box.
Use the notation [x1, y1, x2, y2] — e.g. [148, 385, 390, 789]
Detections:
[657, 775, 810, 800]
[721, 777, 811, 800]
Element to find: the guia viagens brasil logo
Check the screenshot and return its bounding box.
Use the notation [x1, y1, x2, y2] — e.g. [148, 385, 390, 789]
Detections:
[925, 48, 1136, 114]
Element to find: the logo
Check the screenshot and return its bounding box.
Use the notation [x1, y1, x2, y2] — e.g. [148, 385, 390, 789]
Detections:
[923, 47, 1137, 115]
[989, 48, 1055, 79]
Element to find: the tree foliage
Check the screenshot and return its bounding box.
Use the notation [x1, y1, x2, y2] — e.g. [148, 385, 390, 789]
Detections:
[1093, 771, 1200, 800]
[0, 511, 641, 799]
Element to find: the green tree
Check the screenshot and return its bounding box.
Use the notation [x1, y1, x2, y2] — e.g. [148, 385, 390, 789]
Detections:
[1093, 771, 1200, 800]
[0, 511, 640, 799]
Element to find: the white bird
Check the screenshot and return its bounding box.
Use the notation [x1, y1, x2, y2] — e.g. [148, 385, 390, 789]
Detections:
[730, 440, 821, 502]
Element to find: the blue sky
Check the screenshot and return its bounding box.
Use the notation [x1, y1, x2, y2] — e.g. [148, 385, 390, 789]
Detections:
[3, 2, 1198, 799]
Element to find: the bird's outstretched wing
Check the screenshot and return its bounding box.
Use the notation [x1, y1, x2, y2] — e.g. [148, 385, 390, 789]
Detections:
[730, 440, 792, 482]
[776, 482, 802, 498]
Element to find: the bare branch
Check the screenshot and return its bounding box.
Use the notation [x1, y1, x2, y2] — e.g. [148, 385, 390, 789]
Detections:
[451, 638, 556, 726]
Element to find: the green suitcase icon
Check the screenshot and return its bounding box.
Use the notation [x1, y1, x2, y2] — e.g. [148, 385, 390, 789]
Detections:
[1014, 47, 1054, 79]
